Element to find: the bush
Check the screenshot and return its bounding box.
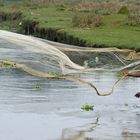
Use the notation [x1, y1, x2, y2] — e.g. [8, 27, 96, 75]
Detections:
[72, 15, 81, 27]
[128, 15, 140, 26]
[24, 0, 49, 7]
[127, 6, 140, 26]
[72, 14, 103, 28]
[0, 2, 4, 7]
[0, 11, 22, 22]
[56, 4, 66, 11]
[118, 6, 129, 15]
[74, 2, 116, 15]
[24, 0, 68, 8]
[93, 15, 104, 27]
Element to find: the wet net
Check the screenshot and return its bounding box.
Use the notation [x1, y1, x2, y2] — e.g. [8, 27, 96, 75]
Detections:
[0, 30, 140, 96]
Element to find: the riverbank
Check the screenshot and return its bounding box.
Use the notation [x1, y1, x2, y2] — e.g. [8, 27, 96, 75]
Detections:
[0, 1, 140, 50]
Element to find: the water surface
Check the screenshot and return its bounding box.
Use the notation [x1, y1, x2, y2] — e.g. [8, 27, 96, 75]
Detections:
[0, 39, 140, 140]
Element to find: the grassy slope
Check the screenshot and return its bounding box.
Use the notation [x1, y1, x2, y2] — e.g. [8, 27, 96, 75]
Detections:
[0, 4, 140, 49]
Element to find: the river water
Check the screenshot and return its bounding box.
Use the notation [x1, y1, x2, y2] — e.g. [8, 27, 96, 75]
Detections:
[0, 39, 140, 140]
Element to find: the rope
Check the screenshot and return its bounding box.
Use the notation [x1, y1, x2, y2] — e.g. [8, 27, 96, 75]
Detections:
[0, 60, 128, 96]
[67, 75, 126, 96]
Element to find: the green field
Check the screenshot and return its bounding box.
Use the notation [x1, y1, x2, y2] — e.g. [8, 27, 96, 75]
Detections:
[0, 0, 140, 50]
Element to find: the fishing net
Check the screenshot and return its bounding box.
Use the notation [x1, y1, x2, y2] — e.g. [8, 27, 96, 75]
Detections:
[0, 30, 140, 96]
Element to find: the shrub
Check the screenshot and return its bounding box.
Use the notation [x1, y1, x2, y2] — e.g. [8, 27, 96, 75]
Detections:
[118, 6, 129, 15]
[93, 15, 104, 27]
[128, 15, 140, 26]
[72, 14, 103, 28]
[56, 4, 66, 11]
[24, 0, 68, 7]
[0, 11, 22, 22]
[127, 6, 140, 26]
[74, 2, 117, 15]
[0, 1, 4, 7]
[74, 2, 99, 12]
[24, 0, 49, 7]
[72, 15, 81, 27]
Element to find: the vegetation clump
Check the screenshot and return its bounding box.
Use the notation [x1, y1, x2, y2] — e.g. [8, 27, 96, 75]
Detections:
[35, 83, 40, 90]
[81, 104, 94, 111]
[118, 6, 129, 15]
[74, 2, 116, 15]
[127, 6, 140, 26]
[72, 14, 103, 28]
[0, 11, 22, 22]
[0, 61, 14, 68]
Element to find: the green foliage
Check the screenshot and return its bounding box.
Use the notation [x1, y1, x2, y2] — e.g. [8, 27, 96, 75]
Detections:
[72, 14, 81, 27]
[72, 14, 103, 28]
[2, 25, 10, 30]
[81, 104, 94, 111]
[48, 72, 61, 76]
[128, 15, 140, 26]
[35, 83, 40, 90]
[88, 61, 95, 68]
[118, 6, 129, 15]
[56, 4, 66, 11]
[0, 11, 22, 21]
[2, 63, 12, 68]
[0, 2, 4, 7]
[48, 72, 61, 79]
[0, 1, 140, 49]
[127, 6, 140, 26]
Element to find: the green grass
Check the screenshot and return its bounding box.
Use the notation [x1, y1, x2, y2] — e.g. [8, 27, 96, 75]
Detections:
[0, 4, 140, 49]
[63, 27, 140, 49]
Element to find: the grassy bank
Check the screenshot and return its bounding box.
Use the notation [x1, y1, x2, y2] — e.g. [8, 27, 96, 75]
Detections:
[0, 0, 140, 50]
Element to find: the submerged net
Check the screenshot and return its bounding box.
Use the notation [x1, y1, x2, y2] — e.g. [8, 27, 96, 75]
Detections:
[0, 30, 140, 96]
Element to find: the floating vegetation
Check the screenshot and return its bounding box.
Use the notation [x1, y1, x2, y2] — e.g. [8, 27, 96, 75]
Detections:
[48, 72, 61, 76]
[81, 104, 94, 111]
[124, 103, 128, 106]
[35, 83, 40, 90]
[0, 61, 15, 68]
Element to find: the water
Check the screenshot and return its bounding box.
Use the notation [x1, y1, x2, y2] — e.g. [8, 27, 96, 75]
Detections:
[0, 39, 140, 140]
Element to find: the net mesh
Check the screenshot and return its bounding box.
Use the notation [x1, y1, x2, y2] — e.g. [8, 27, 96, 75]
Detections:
[0, 30, 140, 96]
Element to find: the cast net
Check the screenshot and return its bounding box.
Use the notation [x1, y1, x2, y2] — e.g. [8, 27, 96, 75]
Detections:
[0, 30, 140, 96]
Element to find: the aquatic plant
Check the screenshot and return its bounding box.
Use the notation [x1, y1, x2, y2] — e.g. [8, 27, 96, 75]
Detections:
[35, 83, 40, 90]
[0, 61, 14, 68]
[81, 104, 94, 111]
[124, 103, 128, 106]
[48, 72, 61, 75]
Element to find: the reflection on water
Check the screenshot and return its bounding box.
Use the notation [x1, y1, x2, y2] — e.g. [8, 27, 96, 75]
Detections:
[122, 131, 140, 140]
[61, 128, 86, 140]
[60, 118, 99, 140]
[121, 112, 140, 140]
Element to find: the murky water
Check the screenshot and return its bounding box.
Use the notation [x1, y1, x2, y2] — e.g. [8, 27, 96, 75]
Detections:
[0, 40, 140, 140]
